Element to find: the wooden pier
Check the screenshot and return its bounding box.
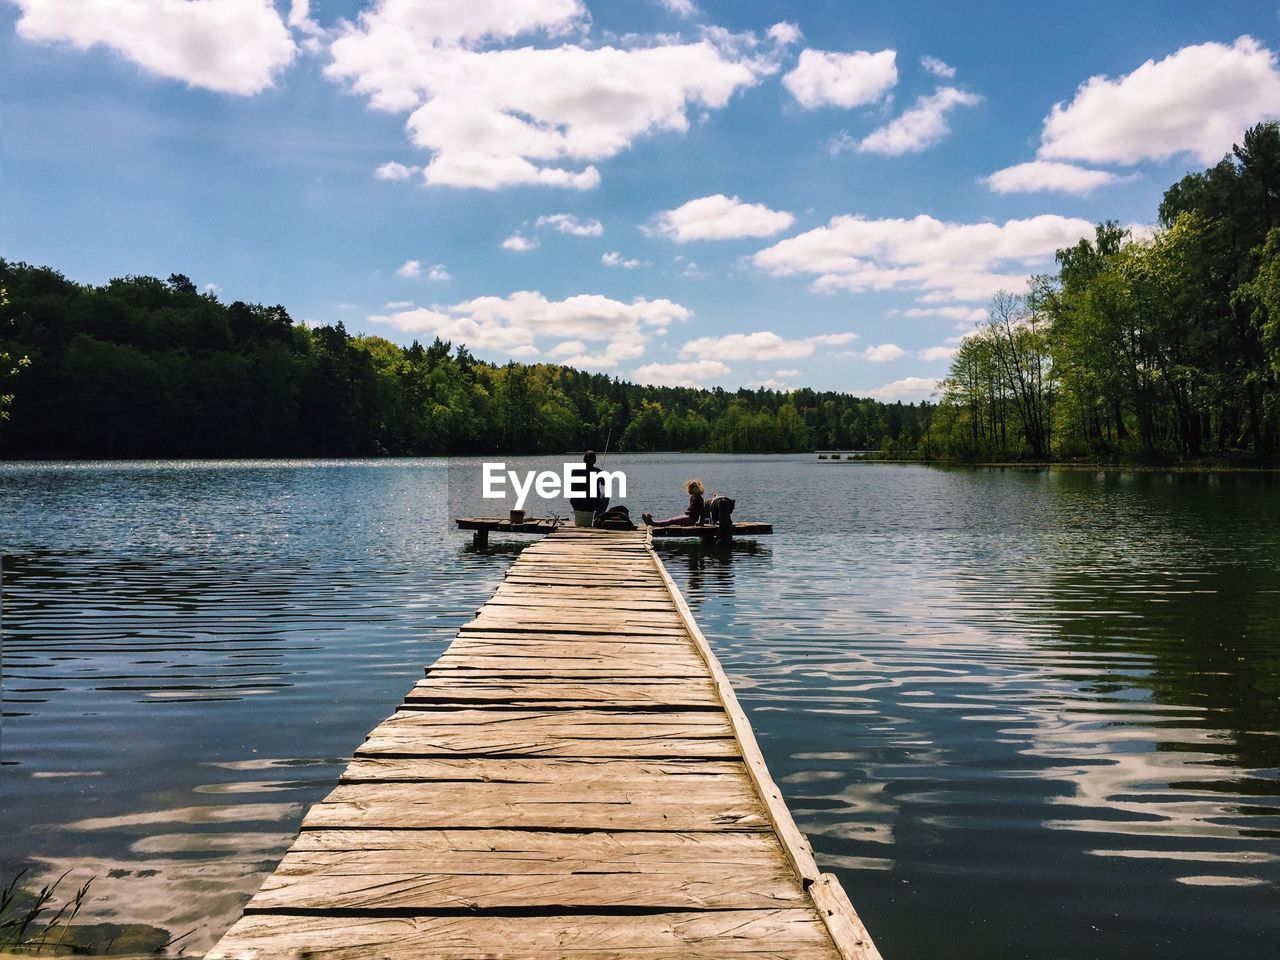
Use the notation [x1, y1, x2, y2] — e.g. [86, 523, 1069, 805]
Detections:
[209, 527, 879, 959]
[457, 516, 774, 547]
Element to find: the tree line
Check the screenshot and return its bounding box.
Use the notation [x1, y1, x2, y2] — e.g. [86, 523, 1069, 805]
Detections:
[930, 122, 1280, 464]
[0, 265, 929, 458]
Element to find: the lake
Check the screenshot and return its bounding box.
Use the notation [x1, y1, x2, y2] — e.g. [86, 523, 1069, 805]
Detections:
[1, 456, 1277, 957]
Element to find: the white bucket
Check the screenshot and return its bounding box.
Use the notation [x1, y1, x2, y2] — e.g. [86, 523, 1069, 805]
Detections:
[573, 510, 595, 527]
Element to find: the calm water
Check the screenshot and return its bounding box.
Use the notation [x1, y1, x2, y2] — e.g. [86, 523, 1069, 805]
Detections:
[1, 456, 1277, 958]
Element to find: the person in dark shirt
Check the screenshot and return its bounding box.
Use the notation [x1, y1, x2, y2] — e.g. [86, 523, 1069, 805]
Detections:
[568, 450, 609, 516]
[642, 479, 704, 527]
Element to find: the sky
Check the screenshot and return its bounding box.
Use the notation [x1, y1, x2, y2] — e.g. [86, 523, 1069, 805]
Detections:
[3, 1, 1280, 400]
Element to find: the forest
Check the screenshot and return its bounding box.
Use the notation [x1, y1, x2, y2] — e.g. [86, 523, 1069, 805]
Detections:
[0, 265, 925, 458]
[929, 122, 1280, 463]
[2, 123, 1276, 463]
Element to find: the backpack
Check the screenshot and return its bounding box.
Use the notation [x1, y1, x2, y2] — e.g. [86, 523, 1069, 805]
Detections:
[707, 495, 735, 530]
[594, 505, 637, 530]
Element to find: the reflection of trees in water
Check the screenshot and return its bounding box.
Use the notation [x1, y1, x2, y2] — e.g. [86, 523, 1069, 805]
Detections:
[1038, 471, 1280, 776]
[652, 541, 767, 603]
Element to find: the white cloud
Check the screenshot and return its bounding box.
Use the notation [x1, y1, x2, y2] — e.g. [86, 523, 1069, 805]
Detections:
[752, 378, 792, 391]
[426, 153, 601, 190]
[920, 55, 955, 79]
[767, 22, 802, 47]
[536, 213, 604, 236]
[679, 331, 857, 361]
[203, 282, 220, 294]
[752, 213, 1094, 303]
[394, 260, 450, 284]
[658, 0, 699, 18]
[392, 260, 450, 282]
[287, 0, 324, 48]
[858, 87, 981, 155]
[633, 359, 729, 387]
[12, 0, 297, 95]
[548, 339, 587, 358]
[867, 376, 939, 401]
[375, 161, 419, 181]
[782, 48, 897, 109]
[370, 290, 689, 371]
[649, 194, 795, 242]
[558, 340, 651, 369]
[984, 160, 1135, 195]
[287, 0, 316, 30]
[385, 300, 415, 309]
[602, 251, 648, 269]
[501, 232, 539, 252]
[903, 306, 986, 323]
[775, 368, 800, 377]
[863, 343, 906, 362]
[919, 345, 958, 362]
[326, 3, 770, 189]
[1037, 36, 1280, 165]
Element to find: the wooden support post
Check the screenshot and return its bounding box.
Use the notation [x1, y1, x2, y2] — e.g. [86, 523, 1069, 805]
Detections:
[472, 528, 488, 549]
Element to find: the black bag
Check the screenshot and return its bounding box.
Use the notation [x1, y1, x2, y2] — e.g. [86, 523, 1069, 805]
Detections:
[707, 495, 735, 530]
[594, 505, 637, 531]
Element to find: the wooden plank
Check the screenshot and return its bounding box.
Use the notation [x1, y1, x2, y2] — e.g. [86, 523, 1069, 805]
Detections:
[337, 757, 746, 784]
[288, 828, 777, 855]
[403, 677, 720, 709]
[442, 639, 704, 662]
[485, 595, 676, 611]
[356, 732, 737, 760]
[356, 709, 739, 760]
[469, 612, 684, 629]
[492, 586, 672, 599]
[209, 910, 842, 959]
[428, 657, 710, 679]
[300, 781, 768, 831]
[445, 629, 695, 646]
[810, 874, 885, 960]
[460, 621, 688, 638]
[649, 522, 773, 536]
[247, 850, 804, 913]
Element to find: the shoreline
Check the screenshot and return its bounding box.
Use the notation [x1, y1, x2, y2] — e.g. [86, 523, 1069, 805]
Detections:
[861, 458, 1280, 474]
[2, 452, 1279, 474]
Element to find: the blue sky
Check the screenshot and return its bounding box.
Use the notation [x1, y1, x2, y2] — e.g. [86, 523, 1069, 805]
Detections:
[4, 1, 1279, 399]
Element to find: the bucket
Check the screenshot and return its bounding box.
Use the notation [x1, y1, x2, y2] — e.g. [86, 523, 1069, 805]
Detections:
[573, 509, 595, 527]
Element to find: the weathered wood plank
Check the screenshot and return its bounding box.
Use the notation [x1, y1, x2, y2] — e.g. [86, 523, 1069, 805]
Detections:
[403, 677, 720, 708]
[426, 658, 710, 678]
[288, 828, 778, 854]
[301, 781, 767, 831]
[356, 709, 740, 759]
[460, 621, 689, 638]
[442, 639, 704, 662]
[444, 629, 695, 646]
[337, 757, 745, 784]
[247, 851, 803, 913]
[209, 910, 841, 959]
